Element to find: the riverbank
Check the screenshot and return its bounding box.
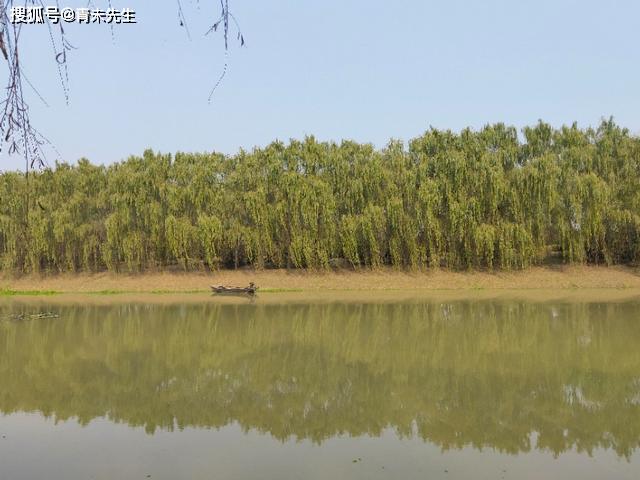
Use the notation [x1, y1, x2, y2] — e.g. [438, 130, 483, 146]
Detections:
[1, 265, 640, 295]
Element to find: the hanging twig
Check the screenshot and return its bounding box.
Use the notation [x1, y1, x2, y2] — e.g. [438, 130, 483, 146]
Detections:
[206, 0, 245, 102]
[0, 0, 246, 171]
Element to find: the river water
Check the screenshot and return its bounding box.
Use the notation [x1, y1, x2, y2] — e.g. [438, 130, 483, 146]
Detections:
[1, 293, 639, 479]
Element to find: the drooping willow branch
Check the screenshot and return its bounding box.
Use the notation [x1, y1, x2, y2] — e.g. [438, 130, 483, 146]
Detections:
[205, 0, 245, 102]
[0, 0, 245, 171]
[0, 1, 57, 172]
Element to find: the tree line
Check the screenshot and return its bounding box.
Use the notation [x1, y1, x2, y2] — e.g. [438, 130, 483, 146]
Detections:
[0, 119, 639, 273]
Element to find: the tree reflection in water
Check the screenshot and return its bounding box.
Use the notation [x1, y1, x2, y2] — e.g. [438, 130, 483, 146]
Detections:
[1, 299, 639, 459]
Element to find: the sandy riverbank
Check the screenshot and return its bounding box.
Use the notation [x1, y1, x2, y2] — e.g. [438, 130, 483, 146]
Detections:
[2, 265, 640, 295]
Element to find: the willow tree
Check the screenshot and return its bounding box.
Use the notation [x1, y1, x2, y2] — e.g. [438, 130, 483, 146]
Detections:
[0, 121, 638, 273]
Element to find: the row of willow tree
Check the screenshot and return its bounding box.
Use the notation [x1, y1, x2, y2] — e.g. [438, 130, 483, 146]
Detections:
[0, 120, 639, 273]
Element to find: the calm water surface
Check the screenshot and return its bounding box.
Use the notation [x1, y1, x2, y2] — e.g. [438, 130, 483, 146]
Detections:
[1, 294, 639, 479]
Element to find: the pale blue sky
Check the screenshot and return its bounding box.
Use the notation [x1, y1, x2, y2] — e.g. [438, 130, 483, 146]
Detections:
[3, 0, 640, 169]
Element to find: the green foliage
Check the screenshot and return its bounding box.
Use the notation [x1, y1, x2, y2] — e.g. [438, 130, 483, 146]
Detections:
[0, 121, 639, 273]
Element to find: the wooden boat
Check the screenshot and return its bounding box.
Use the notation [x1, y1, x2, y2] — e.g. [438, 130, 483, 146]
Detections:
[210, 282, 258, 295]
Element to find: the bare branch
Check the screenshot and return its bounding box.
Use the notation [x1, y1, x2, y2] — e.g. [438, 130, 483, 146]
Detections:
[0, 1, 246, 171]
[206, 0, 245, 102]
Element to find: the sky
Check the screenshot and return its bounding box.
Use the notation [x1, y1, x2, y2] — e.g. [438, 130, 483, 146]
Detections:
[2, 0, 640, 170]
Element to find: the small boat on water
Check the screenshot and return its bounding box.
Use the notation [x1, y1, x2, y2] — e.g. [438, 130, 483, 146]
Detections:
[210, 282, 258, 295]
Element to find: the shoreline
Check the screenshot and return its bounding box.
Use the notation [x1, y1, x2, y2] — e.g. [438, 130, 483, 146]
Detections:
[1, 265, 640, 296]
